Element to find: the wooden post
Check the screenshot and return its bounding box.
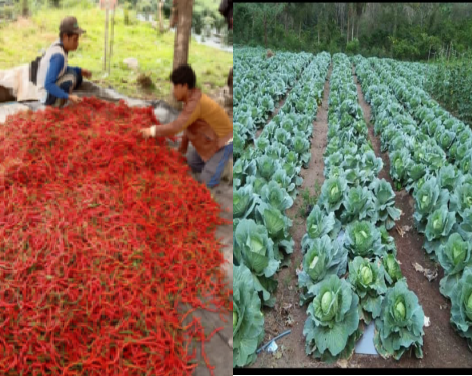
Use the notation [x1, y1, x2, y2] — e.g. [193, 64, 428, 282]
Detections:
[159, 0, 164, 33]
[428, 45, 431, 62]
[109, 5, 115, 75]
[156, 2, 159, 35]
[103, 1, 109, 72]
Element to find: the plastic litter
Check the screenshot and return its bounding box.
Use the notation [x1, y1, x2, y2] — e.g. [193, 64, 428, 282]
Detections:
[354, 322, 379, 355]
[256, 330, 291, 355]
[266, 341, 278, 353]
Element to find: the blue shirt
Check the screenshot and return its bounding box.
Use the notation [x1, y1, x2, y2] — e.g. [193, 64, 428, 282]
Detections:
[44, 44, 82, 99]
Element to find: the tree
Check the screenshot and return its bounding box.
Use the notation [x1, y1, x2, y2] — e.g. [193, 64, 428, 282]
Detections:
[173, 0, 194, 69]
[347, 2, 352, 45]
[234, 2, 472, 62]
[21, 0, 28, 17]
[355, 3, 366, 40]
[246, 3, 284, 48]
[158, 0, 164, 33]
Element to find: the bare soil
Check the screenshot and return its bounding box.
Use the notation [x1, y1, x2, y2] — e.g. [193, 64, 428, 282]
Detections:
[246, 64, 472, 370]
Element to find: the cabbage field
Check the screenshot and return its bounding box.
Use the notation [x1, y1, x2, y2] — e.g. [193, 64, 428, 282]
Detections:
[233, 47, 472, 369]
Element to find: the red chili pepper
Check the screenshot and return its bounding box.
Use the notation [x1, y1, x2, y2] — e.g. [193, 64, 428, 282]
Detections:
[0, 97, 232, 375]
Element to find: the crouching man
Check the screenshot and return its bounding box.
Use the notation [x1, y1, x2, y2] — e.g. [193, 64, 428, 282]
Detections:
[37, 16, 92, 107]
[140, 64, 233, 188]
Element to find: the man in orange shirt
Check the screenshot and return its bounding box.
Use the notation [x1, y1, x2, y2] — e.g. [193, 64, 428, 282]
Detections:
[140, 64, 233, 188]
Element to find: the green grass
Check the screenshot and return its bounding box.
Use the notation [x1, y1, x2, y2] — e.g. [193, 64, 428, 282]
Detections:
[296, 180, 322, 219]
[0, 5, 232, 101]
[283, 273, 291, 288]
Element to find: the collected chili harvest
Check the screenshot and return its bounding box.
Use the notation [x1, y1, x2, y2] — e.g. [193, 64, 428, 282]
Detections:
[0, 97, 233, 375]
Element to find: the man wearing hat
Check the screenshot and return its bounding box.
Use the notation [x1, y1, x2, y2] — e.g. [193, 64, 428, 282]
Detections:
[36, 16, 92, 107]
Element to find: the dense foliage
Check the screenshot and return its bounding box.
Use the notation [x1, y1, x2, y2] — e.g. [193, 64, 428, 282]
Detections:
[235, 3, 472, 61]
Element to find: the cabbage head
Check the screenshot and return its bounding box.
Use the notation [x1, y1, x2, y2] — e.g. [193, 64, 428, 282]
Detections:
[349, 257, 387, 324]
[345, 220, 384, 259]
[256, 155, 280, 181]
[374, 280, 425, 360]
[390, 149, 411, 186]
[450, 181, 472, 218]
[303, 275, 362, 363]
[450, 267, 472, 351]
[233, 264, 265, 367]
[260, 180, 294, 212]
[412, 176, 449, 232]
[301, 205, 339, 253]
[233, 185, 257, 219]
[438, 233, 472, 299]
[292, 136, 312, 167]
[438, 164, 460, 192]
[370, 178, 401, 230]
[298, 235, 348, 305]
[424, 205, 456, 257]
[318, 176, 348, 213]
[340, 186, 375, 225]
[234, 219, 280, 307]
[382, 254, 404, 286]
[255, 202, 294, 259]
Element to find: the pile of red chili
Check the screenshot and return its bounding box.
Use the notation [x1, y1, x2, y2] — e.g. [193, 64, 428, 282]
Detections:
[0, 98, 232, 375]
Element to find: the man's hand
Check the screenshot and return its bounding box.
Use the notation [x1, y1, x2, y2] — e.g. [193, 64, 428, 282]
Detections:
[139, 127, 153, 139]
[69, 94, 82, 103]
[82, 69, 92, 79]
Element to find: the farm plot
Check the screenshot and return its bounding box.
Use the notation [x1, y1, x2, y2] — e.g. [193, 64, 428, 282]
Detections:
[235, 48, 472, 369]
[355, 55, 472, 353]
[233, 50, 330, 367]
[297, 53, 422, 363]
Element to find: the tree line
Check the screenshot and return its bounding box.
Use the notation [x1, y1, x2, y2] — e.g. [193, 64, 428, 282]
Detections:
[1, 0, 228, 36]
[234, 3, 472, 61]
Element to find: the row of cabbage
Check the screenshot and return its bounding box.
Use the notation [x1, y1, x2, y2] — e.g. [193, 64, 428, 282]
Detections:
[234, 47, 313, 161]
[391, 57, 472, 127]
[354, 55, 472, 352]
[233, 51, 331, 368]
[383, 58, 472, 177]
[348, 56, 431, 90]
[299, 53, 425, 364]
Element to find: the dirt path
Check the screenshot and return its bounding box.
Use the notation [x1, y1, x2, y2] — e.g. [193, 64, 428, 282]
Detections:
[248, 63, 333, 369]
[351, 67, 472, 368]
